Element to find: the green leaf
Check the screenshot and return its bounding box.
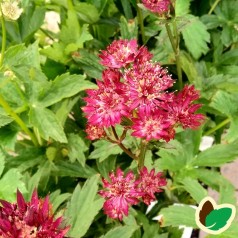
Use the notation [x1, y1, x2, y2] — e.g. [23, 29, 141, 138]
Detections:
[60, 9, 80, 45]
[4, 42, 40, 69]
[152, 28, 174, 64]
[0, 114, 13, 127]
[0, 72, 26, 109]
[24, 166, 45, 199]
[120, 0, 133, 19]
[74, 24, 93, 49]
[219, 182, 236, 206]
[64, 24, 93, 55]
[210, 90, 238, 116]
[219, 49, 238, 65]
[54, 96, 80, 126]
[87, 0, 109, 16]
[120, 16, 138, 40]
[89, 140, 122, 161]
[60, 9, 93, 53]
[66, 175, 103, 238]
[180, 51, 201, 85]
[0, 126, 17, 150]
[96, 155, 116, 178]
[155, 140, 187, 172]
[100, 225, 139, 238]
[160, 204, 198, 228]
[20, 6, 45, 42]
[49, 190, 71, 213]
[36, 160, 53, 191]
[29, 107, 67, 143]
[53, 161, 96, 178]
[181, 177, 208, 203]
[192, 143, 238, 167]
[12, 65, 49, 103]
[0, 147, 5, 177]
[67, 133, 88, 166]
[5, 147, 44, 172]
[0, 169, 27, 202]
[72, 49, 104, 79]
[195, 169, 232, 192]
[205, 208, 232, 231]
[177, 128, 203, 155]
[224, 117, 238, 142]
[201, 14, 223, 29]
[39, 73, 95, 107]
[213, 0, 238, 46]
[181, 15, 210, 59]
[75, 2, 100, 23]
[175, 0, 191, 17]
[217, 66, 238, 78]
[41, 42, 69, 64]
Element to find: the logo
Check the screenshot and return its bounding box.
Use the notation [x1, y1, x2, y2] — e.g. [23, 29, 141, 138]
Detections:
[195, 197, 236, 234]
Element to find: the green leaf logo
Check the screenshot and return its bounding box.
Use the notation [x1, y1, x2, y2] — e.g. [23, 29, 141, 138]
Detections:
[195, 197, 236, 234]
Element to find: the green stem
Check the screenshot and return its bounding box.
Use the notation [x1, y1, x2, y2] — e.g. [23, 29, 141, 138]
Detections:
[138, 140, 147, 170]
[111, 126, 138, 160]
[0, 12, 6, 67]
[111, 126, 119, 140]
[40, 28, 55, 41]
[118, 143, 138, 161]
[208, 0, 221, 15]
[136, 0, 146, 44]
[0, 94, 39, 146]
[204, 118, 230, 136]
[165, 23, 176, 52]
[67, 0, 74, 10]
[165, 22, 183, 89]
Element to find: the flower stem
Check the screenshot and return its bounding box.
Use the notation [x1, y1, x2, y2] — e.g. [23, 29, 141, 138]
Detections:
[0, 94, 39, 146]
[111, 126, 138, 160]
[204, 118, 230, 136]
[138, 140, 147, 170]
[208, 0, 221, 15]
[165, 22, 183, 89]
[0, 12, 7, 68]
[67, 0, 74, 10]
[111, 126, 119, 140]
[136, 0, 146, 44]
[118, 143, 138, 160]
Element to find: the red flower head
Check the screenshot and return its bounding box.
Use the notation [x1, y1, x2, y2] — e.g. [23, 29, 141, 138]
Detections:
[98, 168, 143, 220]
[131, 108, 174, 142]
[85, 124, 106, 140]
[134, 46, 153, 64]
[99, 39, 138, 69]
[125, 61, 174, 111]
[82, 72, 129, 127]
[138, 167, 167, 205]
[142, 0, 171, 14]
[0, 190, 69, 238]
[161, 85, 205, 129]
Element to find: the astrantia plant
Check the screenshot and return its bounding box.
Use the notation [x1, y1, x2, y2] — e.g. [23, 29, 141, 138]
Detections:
[142, 0, 171, 14]
[82, 38, 204, 149]
[82, 38, 204, 219]
[0, 190, 69, 237]
[98, 167, 166, 220]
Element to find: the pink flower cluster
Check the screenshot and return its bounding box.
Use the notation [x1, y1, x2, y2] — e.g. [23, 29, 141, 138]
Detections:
[142, 0, 171, 14]
[82, 39, 204, 142]
[98, 167, 166, 220]
[0, 190, 69, 238]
